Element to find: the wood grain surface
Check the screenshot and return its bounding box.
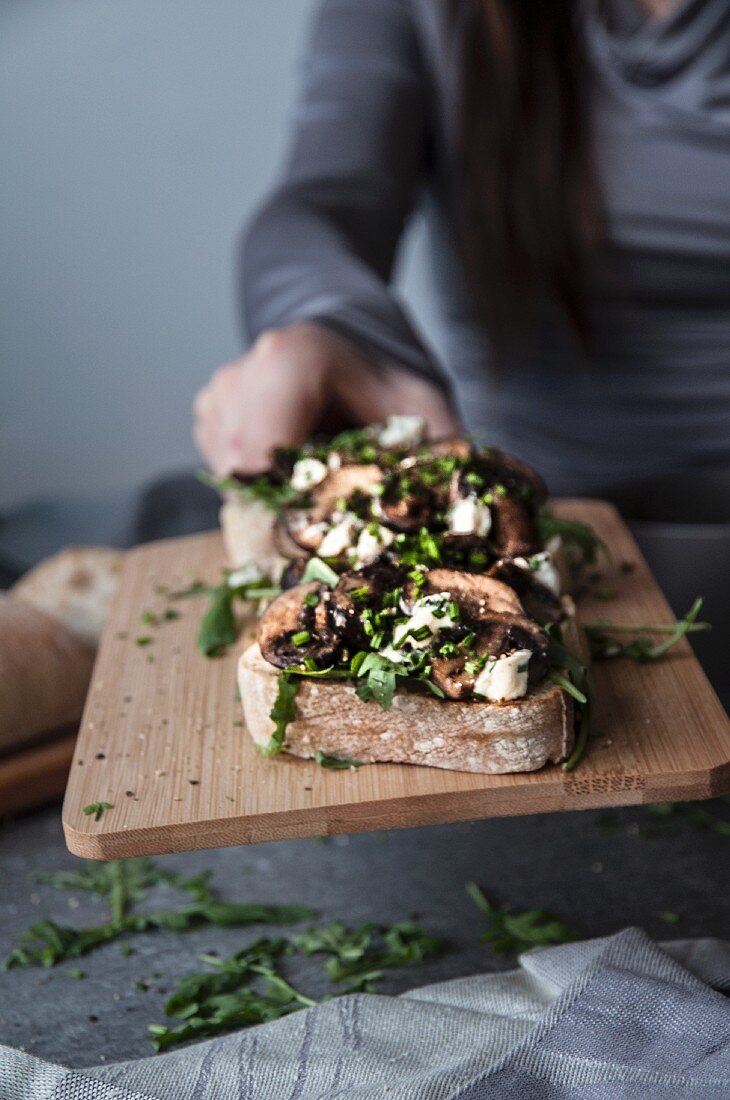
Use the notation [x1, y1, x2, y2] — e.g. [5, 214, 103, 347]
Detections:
[62, 500, 730, 859]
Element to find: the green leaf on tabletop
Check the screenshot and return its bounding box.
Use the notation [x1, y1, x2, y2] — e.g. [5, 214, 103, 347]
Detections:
[466, 883, 578, 955]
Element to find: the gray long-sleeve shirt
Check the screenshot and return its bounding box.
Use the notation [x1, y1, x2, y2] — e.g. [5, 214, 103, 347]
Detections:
[242, 0, 730, 496]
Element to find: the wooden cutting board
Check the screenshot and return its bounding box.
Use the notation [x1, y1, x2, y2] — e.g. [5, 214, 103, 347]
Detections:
[62, 500, 730, 860]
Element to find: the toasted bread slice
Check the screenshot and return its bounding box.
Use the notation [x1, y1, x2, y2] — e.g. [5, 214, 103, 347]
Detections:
[239, 643, 574, 774]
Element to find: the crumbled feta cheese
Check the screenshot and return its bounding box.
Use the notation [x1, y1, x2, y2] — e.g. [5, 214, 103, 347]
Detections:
[291, 457, 328, 493]
[448, 494, 492, 537]
[377, 414, 425, 448]
[227, 562, 263, 588]
[392, 592, 458, 650]
[327, 451, 342, 471]
[318, 513, 358, 558]
[353, 523, 394, 567]
[513, 552, 561, 596]
[474, 649, 532, 702]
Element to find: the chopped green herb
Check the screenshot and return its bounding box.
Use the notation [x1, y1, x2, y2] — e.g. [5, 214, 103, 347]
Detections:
[291, 630, 311, 647]
[83, 802, 113, 823]
[658, 911, 680, 925]
[66, 967, 85, 980]
[135, 635, 153, 647]
[303, 592, 320, 608]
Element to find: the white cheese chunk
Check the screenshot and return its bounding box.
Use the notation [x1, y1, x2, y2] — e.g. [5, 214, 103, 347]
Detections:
[377, 414, 425, 448]
[227, 562, 263, 588]
[474, 649, 532, 702]
[513, 552, 561, 596]
[353, 524, 394, 568]
[318, 513, 358, 558]
[392, 592, 458, 650]
[290, 457, 328, 493]
[448, 494, 492, 537]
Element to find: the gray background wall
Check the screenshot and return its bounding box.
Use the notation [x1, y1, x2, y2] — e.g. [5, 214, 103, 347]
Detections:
[0, 0, 435, 510]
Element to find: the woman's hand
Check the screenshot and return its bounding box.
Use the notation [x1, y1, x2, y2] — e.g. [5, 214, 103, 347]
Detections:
[193, 323, 459, 476]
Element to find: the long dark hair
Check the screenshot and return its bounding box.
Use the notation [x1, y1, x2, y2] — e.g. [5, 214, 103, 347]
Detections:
[452, 0, 602, 349]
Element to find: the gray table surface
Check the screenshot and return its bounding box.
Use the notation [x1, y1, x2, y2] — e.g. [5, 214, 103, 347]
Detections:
[0, 799, 727, 1069]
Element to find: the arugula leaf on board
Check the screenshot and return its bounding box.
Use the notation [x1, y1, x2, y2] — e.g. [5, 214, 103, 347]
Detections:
[537, 511, 608, 565]
[583, 598, 710, 662]
[260, 673, 300, 758]
[466, 883, 578, 955]
[197, 584, 237, 657]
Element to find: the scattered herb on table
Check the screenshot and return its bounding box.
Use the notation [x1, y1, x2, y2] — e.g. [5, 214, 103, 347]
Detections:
[658, 911, 680, 925]
[466, 883, 578, 954]
[292, 919, 441, 992]
[642, 798, 730, 837]
[135, 636, 152, 647]
[83, 802, 113, 822]
[2, 858, 315, 970]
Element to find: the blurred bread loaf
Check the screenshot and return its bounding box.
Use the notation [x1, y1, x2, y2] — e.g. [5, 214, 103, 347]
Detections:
[12, 546, 122, 647]
[1, 547, 122, 753]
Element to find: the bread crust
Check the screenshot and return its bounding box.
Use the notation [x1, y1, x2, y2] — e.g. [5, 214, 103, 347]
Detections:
[239, 643, 574, 774]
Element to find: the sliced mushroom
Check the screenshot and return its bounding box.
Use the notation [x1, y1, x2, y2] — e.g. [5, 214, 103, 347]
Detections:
[490, 495, 538, 558]
[426, 437, 474, 461]
[331, 559, 406, 646]
[280, 559, 306, 590]
[308, 465, 383, 523]
[258, 582, 342, 669]
[376, 471, 443, 532]
[274, 513, 319, 558]
[409, 568, 524, 619]
[430, 615, 549, 699]
[478, 447, 548, 505]
[487, 559, 563, 624]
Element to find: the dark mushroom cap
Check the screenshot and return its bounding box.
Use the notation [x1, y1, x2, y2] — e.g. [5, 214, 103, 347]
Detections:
[308, 465, 383, 524]
[490, 495, 539, 558]
[408, 568, 525, 619]
[331, 559, 407, 647]
[258, 582, 342, 669]
[277, 464, 383, 555]
[487, 559, 563, 624]
[478, 447, 548, 505]
[377, 475, 439, 532]
[430, 615, 549, 699]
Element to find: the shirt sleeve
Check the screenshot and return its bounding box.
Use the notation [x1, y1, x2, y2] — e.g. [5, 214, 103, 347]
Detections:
[240, 0, 447, 390]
